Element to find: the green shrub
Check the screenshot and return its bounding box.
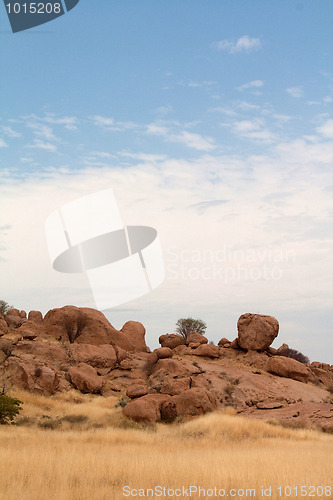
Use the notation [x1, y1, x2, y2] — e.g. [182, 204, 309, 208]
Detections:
[0, 392, 23, 424]
[175, 317, 207, 339]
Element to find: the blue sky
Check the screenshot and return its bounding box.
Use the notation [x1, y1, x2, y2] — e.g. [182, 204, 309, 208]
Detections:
[1, 1, 333, 362]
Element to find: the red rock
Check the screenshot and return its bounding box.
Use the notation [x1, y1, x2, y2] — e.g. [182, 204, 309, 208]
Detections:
[28, 310, 43, 323]
[17, 321, 41, 339]
[276, 343, 289, 354]
[67, 344, 118, 369]
[7, 357, 66, 395]
[186, 331, 208, 345]
[126, 383, 149, 398]
[120, 321, 148, 352]
[160, 376, 191, 395]
[5, 314, 26, 329]
[68, 363, 103, 393]
[161, 388, 221, 421]
[123, 394, 171, 423]
[193, 344, 220, 358]
[237, 313, 279, 351]
[267, 347, 277, 355]
[159, 334, 186, 349]
[188, 342, 201, 348]
[154, 347, 173, 359]
[230, 338, 239, 349]
[267, 356, 310, 383]
[173, 345, 190, 354]
[20, 330, 37, 341]
[0, 317, 9, 336]
[43, 306, 148, 352]
[310, 367, 333, 388]
[6, 308, 20, 317]
[218, 337, 230, 346]
[256, 401, 283, 409]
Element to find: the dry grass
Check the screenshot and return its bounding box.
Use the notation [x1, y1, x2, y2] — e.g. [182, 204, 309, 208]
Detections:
[0, 389, 332, 500]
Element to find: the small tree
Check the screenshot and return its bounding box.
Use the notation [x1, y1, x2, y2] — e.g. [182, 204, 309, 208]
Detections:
[175, 317, 207, 339]
[0, 300, 12, 317]
[0, 389, 23, 425]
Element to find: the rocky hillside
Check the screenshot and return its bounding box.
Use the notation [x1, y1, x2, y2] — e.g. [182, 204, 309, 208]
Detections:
[0, 307, 332, 431]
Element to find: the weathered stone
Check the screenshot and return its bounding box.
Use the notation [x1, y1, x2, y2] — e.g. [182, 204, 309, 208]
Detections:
[237, 313, 279, 351]
[68, 363, 103, 393]
[159, 334, 186, 350]
[28, 310, 43, 323]
[123, 394, 171, 423]
[267, 356, 310, 383]
[154, 347, 173, 359]
[186, 331, 208, 345]
[126, 383, 149, 398]
[161, 388, 221, 421]
[218, 337, 230, 346]
[193, 344, 220, 358]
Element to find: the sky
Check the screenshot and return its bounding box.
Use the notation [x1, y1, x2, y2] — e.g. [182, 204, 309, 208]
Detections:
[0, 0, 332, 363]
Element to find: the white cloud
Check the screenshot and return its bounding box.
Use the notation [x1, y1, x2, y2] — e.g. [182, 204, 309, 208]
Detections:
[43, 115, 79, 130]
[146, 123, 169, 136]
[0, 138, 8, 147]
[26, 121, 57, 141]
[237, 80, 264, 91]
[91, 115, 115, 127]
[28, 139, 57, 152]
[230, 119, 276, 143]
[1, 126, 21, 138]
[286, 86, 303, 98]
[215, 35, 261, 54]
[173, 131, 215, 151]
[91, 115, 137, 131]
[146, 123, 215, 151]
[316, 118, 333, 139]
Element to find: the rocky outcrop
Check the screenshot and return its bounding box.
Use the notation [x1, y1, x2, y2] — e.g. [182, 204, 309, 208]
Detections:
[1, 306, 332, 431]
[237, 313, 279, 351]
[43, 306, 148, 352]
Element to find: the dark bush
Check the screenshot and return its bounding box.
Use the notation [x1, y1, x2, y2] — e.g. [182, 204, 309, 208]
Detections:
[0, 300, 12, 317]
[279, 347, 310, 364]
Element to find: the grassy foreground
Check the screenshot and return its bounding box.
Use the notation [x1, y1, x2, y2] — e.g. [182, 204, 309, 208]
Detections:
[0, 390, 332, 500]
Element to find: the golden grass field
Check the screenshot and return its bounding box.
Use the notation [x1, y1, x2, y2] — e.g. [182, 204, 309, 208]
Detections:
[0, 389, 332, 500]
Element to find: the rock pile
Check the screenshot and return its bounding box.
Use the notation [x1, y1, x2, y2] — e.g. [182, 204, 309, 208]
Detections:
[0, 308, 332, 430]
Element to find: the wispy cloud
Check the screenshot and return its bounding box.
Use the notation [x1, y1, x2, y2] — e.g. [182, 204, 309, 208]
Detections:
[286, 86, 303, 98]
[146, 123, 215, 151]
[237, 80, 264, 91]
[1, 126, 21, 138]
[215, 35, 261, 54]
[0, 138, 8, 148]
[91, 115, 137, 131]
[230, 118, 276, 143]
[27, 122, 56, 141]
[28, 139, 57, 152]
